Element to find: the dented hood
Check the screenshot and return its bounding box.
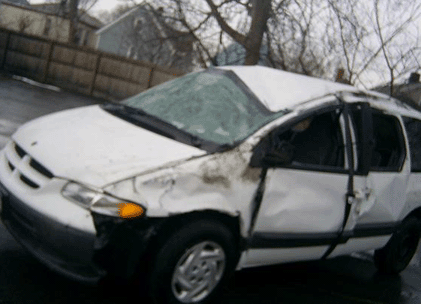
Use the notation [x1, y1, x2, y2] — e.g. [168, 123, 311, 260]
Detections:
[12, 105, 206, 187]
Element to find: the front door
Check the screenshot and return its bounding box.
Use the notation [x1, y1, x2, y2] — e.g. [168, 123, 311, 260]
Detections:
[245, 105, 351, 267]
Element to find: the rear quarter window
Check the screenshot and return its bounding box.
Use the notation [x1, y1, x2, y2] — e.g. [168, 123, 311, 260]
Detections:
[403, 117, 421, 172]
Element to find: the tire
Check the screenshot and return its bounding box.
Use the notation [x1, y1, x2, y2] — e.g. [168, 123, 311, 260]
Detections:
[374, 217, 421, 274]
[148, 220, 238, 304]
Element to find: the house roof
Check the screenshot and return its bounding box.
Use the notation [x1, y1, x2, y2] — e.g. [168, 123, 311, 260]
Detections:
[96, 3, 194, 54]
[220, 66, 388, 112]
[95, 5, 140, 35]
[374, 78, 421, 109]
[31, 2, 103, 29]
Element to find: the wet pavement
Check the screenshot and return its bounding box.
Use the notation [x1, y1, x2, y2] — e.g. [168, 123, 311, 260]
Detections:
[0, 73, 420, 303]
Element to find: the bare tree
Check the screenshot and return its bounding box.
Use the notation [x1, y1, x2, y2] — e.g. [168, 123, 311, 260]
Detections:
[102, 4, 196, 71]
[325, 0, 421, 90]
[143, 0, 332, 75]
[266, 0, 330, 77]
[95, 3, 135, 24]
[373, 0, 421, 94]
[117, 0, 421, 88]
[68, 0, 78, 43]
[51, 0, 99, 43]
[17, 14, 34, 33]
[139, 0, 274, 66]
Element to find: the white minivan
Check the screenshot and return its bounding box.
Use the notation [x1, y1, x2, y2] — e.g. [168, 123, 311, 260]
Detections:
[0, 66, 420, 304]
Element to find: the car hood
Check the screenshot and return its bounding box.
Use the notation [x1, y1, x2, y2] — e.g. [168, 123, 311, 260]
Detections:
[12, 105, 206, 187]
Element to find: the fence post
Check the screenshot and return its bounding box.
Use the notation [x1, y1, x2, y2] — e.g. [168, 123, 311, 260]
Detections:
[42, 41, 54, 83]
[147, 66, 156, 88]
[1, 31, 11, 70]
[89, 53, 102, 96]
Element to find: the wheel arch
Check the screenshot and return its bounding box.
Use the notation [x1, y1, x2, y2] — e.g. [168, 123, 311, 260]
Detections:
[137, 210, 245, 276]
[153, 210, 244, 251]
[404, 207, 421, 227]
[405, 207, 421, 221]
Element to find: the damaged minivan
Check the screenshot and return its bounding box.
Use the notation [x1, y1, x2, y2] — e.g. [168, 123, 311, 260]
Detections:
[1, 66, 421, 304]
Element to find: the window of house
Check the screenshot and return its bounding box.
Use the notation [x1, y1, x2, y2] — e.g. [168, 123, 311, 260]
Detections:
[127, 45, 135, 59]
[43, 18, 52, 36]
[403, 117, 421, 172]
[134, 17, 144, 30]
[83, 31, 90, 46]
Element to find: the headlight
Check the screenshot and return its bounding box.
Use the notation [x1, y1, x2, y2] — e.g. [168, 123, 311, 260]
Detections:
[61, 182, 145, 219]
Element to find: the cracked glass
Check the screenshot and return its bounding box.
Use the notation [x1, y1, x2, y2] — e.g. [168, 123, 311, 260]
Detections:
[123, 70, 284, 145]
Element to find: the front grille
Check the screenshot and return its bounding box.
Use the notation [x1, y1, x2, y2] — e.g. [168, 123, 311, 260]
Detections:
[29, 158, 54, 179]
[4, 142, 55, 190]
[20, 174, 40, 189]
[8, 161, 15, 172]
[15, 144, 26, 158]
[1, 191, 103, 283]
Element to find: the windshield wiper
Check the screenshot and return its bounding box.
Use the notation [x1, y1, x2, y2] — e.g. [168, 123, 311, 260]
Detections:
[102, 102, 148, 116]
[102, 102, 207, 149]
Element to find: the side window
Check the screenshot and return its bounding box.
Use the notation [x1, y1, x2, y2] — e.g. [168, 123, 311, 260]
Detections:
[371, 113, 405, 171]
[268, 109, 345, 169]
[403, 117, 421, 172]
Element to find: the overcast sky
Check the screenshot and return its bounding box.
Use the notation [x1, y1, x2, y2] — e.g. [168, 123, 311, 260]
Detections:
[27, 0, 420, 87]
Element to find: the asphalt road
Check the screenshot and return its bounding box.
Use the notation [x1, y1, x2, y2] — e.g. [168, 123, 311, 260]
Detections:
[0, 73, 420, 304]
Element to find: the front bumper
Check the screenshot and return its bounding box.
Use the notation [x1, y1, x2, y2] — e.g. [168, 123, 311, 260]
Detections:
[0, 183, 105, 284]
[0, 143, 164, 284]
[0, 184, 164, 284]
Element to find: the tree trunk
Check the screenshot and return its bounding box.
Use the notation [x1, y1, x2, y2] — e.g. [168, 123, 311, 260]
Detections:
[68, 0, 79, 44]
[244, 0, 271, 65]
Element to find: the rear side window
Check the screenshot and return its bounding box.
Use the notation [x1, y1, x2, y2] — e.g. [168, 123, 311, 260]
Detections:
[403, 117, 421, 172]
[371, 113, 405, 171]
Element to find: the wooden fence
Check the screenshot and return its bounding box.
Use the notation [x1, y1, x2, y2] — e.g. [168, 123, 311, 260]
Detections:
[0, 28, 183, 101]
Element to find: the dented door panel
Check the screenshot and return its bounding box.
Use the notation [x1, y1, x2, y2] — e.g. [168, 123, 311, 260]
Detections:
[357, 171, 409, 224]
[245, 106, 351, 266]
[254, 169, 347, 233]
[401, 173, 421, 219]
[330, 103, 411, 257]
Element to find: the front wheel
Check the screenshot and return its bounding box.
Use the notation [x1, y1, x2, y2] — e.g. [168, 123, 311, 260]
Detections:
[374, 217, 420, 274]
[148, 220, 238, 304]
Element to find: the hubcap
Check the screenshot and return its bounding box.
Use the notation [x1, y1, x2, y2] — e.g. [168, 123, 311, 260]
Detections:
[171, 241, 226, 303]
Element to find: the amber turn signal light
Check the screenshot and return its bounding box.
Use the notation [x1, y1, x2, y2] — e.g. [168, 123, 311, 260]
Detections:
[118, 203, 145, 219]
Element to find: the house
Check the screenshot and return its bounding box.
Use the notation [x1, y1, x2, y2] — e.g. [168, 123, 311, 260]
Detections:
[375, 72, 421, 108]
[93, 4, 195, 72]
[32, 1, 102, 46]
[0, 1, 102, 45]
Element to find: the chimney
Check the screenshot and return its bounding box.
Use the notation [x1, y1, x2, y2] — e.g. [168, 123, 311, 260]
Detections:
[335, 68, 350, 84]
[409, 72, 420, 84]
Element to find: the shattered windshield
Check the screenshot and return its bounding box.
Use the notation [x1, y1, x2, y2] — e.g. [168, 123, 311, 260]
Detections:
[121, 69, 285, 146]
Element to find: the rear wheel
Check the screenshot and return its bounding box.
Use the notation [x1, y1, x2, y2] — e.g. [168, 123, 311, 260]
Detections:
[374, 217, 420, 274]
[148, 220, 237, 304]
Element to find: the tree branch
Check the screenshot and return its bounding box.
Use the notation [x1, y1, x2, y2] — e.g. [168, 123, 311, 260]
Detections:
[204, 0, 246, 44]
